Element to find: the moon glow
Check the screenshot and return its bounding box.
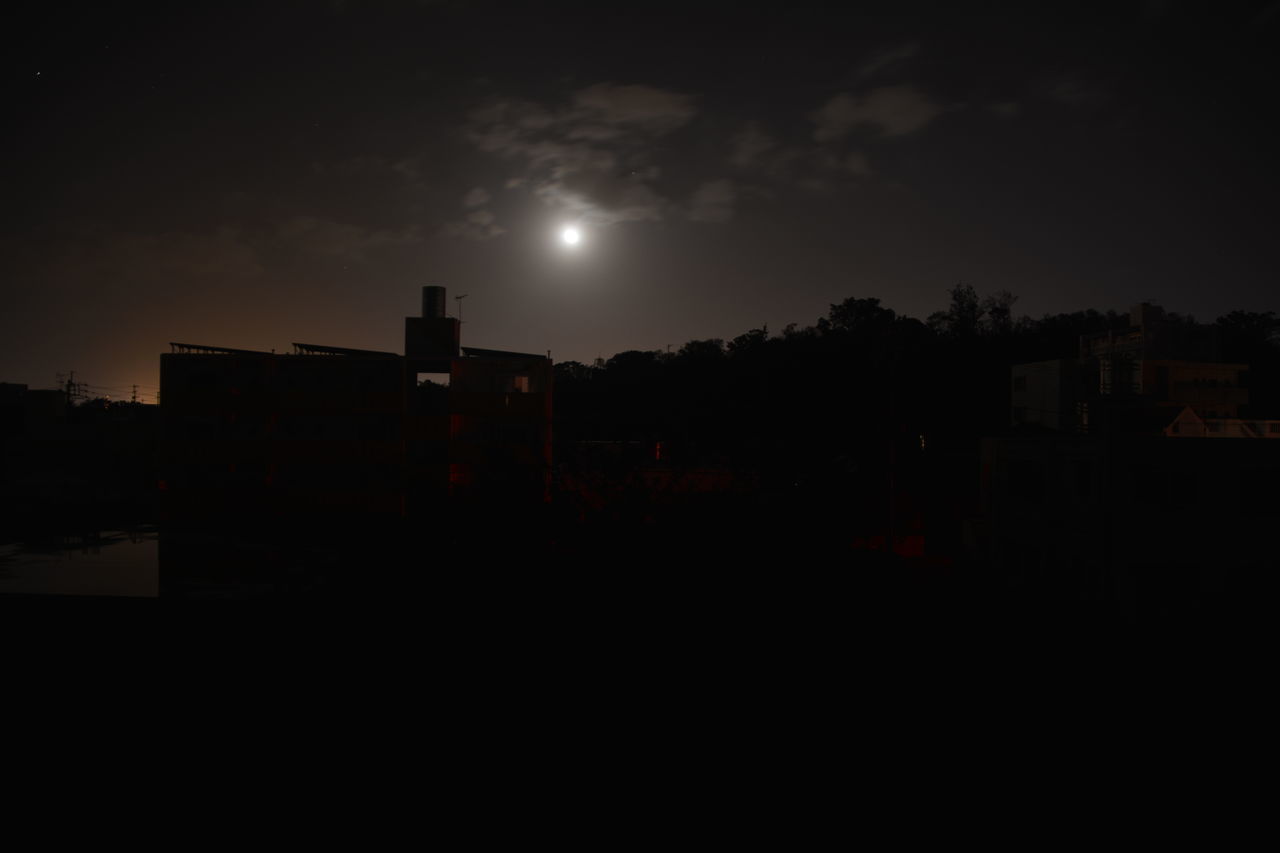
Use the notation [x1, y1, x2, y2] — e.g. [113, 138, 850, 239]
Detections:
[561, 226, 582, 246]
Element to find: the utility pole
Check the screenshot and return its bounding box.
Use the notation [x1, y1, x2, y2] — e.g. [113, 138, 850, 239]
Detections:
[454, 293, 468, 325]
[62, 371, 85, 405]
[132, 384, 138, 404]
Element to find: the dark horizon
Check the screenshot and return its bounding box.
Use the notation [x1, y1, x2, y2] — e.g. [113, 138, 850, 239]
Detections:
[6, 1, 1279, 393]
[5, 281, 1277, 608]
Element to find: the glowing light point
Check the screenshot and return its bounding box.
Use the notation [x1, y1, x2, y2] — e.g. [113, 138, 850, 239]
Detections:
[561, 226, 582, 246]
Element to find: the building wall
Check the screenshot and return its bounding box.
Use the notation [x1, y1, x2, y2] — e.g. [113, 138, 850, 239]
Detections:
[160, 350, 557, 517]
[160, 352, 405, 517]
[1012, 360, 1077, 431]
[447, 356, 553, 504]
[1141, 361, 1247, 414]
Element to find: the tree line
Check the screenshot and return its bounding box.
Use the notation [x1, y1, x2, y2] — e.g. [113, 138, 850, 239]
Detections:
[552, 285, 1280, 473]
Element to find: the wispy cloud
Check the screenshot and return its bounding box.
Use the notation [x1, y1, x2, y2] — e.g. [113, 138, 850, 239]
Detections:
[855, 42, 921, 80]
[443, 186, 504, 239]
[685, 180, 736, 223]
[729, 122, 779, 169]
[463, 83, 700, 230]
[726, 121, 876, 190]
[811, 85, 944, 141]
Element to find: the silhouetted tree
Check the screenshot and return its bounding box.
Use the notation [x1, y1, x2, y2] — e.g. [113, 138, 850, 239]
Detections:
[675, 339, 726, 363]
[825, 296, 897, 334]
[553, 360, 597, 386]
[728, 326, 770, 357]
[1217, 310, 1280, 416]
[928, 283, 983, 337]
[1216, 311, 1280, 361]
[980, 290, 1017, 336]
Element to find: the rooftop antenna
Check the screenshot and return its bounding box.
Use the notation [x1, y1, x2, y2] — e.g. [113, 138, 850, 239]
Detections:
[454, 293, 468, 324]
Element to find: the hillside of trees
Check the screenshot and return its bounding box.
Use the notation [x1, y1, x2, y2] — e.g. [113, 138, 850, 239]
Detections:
[552, 286, 1280, 479]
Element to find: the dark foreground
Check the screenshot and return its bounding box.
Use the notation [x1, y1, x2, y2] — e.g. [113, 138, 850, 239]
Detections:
[2, 499, 1267, 631]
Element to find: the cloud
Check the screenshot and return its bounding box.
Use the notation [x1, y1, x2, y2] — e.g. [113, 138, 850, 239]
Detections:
[855, 42, 921, 79]
[465, 82, 899, 228]
[725, 117, 875, 192]
[462, 187, 490, 208]
[842, 151, 873, 177]
[391, 158, 423, 181]
[447, 187, 504, 238]
[463, 82, 698, 228]
[685, 180, 736, 223]
[570, 83, 697, 132]
[811, 85, 944, 141]
[538, 175, 668, 223]
[442, 208, 505, 241]
[729, 122, 778, 169]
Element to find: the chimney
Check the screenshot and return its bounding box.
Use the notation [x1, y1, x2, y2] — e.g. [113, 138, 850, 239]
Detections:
[423, 286, 446, 319]
[406, 285, 459, 363]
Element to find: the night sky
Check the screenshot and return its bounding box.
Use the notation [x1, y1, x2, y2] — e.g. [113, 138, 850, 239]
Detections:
[6, 1, 1278, 396]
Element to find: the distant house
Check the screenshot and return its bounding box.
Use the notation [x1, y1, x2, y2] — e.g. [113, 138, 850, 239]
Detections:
[988, 303, 1280, 605]
[1011, 303, 1255, 436]
[1163, 406, 1280, 439]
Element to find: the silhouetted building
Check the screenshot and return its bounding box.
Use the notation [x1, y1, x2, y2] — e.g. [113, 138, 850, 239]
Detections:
[0, 383, 28, 438]
[405, 285, 460, 370]
[1012, 303, 1252, 435]
[987, 304, 1280, 609]
[160, 343, 405, 518]
[159, 286, 552, 519]
[1010, 359, 1079, 432]
[449, 348, 553, 505]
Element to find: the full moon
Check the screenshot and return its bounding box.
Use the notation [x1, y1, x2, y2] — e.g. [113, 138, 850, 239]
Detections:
[561, 226, 582, 246]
